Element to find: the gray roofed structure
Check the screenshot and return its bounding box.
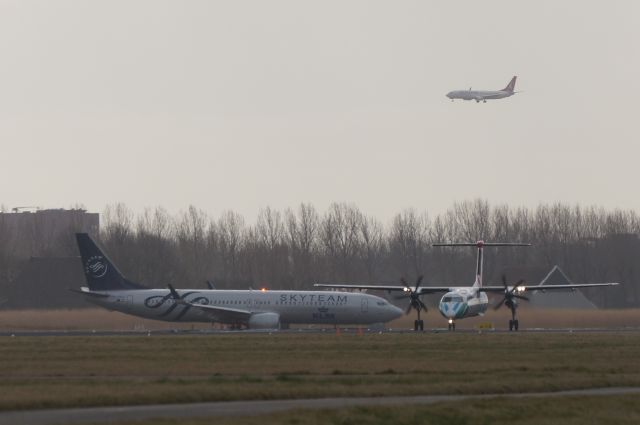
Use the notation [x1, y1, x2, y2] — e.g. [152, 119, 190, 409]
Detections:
[528, 265, 597, 309]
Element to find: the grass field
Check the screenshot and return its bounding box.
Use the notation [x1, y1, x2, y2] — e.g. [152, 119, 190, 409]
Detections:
[1, 307, 639, 331]
[2, 333, 640, 412]
[76, 395, 640, 425]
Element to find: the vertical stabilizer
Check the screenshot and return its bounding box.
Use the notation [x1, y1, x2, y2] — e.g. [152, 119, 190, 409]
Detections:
[75, 233, 145, 291]
[502, 76, 517, 93]
[433, 241, 531, 288]
[474, 241, 484, 288]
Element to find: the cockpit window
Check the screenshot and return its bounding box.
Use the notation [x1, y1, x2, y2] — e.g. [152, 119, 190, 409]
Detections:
[443, 296, 463, 303]
[377, 301, 388, 306]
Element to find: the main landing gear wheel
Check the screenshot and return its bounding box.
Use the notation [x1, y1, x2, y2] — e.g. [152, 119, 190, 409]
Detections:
[508, 320, 519, 331]
[396, 276, 427, 332]
[494, 275, 529, 332]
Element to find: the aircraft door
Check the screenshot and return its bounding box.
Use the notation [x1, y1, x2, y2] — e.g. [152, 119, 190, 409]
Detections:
[361, 298, 368, 313]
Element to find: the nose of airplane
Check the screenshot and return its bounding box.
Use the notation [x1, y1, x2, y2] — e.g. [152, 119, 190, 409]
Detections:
[440, 302, 456, 318]
[388, 304, 404, 320]
[446, 92, 453, 99]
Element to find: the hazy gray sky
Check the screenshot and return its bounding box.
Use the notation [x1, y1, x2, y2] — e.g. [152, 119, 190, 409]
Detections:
[1, 1, 639, 221]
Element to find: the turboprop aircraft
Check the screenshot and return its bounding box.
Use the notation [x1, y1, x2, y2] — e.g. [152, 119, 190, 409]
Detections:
[315, 241, 619, 331]
[446, 76, 518, 103]
[73, 233, 403, 329]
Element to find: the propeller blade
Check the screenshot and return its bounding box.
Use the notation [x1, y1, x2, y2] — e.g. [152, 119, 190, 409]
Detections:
[410, 298, 421, 309]
[415, 275, 424, 290]
[513, 295, 529, 301]
[394, 294, 410, 300]
[501, 274, 507, 288]
[400, 277, 408, 286]
[493, 297, 506, 311]
[418, 299, 428, 312]
[405, 303, 413, 315]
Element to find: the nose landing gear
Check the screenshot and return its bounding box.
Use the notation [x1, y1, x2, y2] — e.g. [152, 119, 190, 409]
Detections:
[448, 319, 456, 331]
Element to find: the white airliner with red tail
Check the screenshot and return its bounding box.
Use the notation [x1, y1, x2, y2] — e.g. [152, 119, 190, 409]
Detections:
[446, 76, 518, 103]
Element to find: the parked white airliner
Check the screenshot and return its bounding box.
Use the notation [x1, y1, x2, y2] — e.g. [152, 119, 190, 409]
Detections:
[316, 241, 619, 331]
[73, 233, 402, 329]
[446, 76, 518, 103]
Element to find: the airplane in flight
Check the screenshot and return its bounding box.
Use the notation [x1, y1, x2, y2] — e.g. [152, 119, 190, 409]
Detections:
[316, 241, 619, 331]
[446, 76, 518, 103]
[73, 233, 403, 329]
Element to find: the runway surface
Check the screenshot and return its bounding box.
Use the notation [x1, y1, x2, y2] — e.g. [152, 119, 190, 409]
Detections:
[1, 387, 639, 425]
[2, 327, 640, 337]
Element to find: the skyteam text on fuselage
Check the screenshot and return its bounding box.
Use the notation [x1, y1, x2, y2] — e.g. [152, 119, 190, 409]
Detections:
[446, 76, 518, 103]
[73, 233, 403, 330]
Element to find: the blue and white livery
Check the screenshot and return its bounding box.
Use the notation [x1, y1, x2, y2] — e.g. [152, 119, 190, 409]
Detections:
[73, 233, 403, 330]
[316, 241, 619, 331]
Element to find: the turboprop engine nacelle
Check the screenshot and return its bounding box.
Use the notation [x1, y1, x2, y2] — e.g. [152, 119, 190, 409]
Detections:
[248, 312, 281, 329]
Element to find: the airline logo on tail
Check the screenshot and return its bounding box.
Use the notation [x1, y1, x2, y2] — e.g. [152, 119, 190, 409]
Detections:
[85, 256, 108, 278]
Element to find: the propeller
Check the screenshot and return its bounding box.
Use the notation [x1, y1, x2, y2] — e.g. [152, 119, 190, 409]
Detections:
[494, 275, 529, 311]
[395, 276, 428, 316]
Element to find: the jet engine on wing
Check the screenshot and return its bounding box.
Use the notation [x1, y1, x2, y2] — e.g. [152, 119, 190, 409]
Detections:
[248, 312, 281, 329]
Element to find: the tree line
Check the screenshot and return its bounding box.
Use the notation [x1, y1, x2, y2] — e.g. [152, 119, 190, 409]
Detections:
[1, 200, 638, 308]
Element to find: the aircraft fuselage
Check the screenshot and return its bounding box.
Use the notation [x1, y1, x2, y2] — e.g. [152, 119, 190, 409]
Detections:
[438, 287, 489, 320]
[82, 288, 402, 326]
[446, 89, 513, 102]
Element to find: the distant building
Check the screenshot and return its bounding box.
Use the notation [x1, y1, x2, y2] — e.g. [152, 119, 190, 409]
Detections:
[528, 266, 597, 309]
[0, 208, 98, 237]
[0, 208, 100, 309]
[0, 208, 99, 257]
[500, 265, 597, 309]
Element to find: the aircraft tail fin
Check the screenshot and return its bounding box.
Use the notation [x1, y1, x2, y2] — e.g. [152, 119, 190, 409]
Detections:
[75, 233, 146, 291]
[502, 76, 517, 93]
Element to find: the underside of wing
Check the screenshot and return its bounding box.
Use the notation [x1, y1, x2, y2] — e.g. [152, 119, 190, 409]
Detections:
[527, 283, 619, 291]
[481, 282, 618, 292]
[180, 301, 252, 322]
[314, 283, 451, 294]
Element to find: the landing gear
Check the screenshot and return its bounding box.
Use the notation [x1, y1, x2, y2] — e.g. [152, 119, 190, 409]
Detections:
[508, 303, 519, 332]
[401, 276, 427, 332]
[448, 319, 456, 331]
[413, 307, 425, 331]
[494, 276, 528, 332]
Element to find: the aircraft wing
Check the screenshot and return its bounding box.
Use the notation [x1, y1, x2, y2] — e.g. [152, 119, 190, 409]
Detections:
[167, 285, 251, 322]
[314, 283, 451, 294]
[179, 301, 252, 322]
[480, 283, 619, 292]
